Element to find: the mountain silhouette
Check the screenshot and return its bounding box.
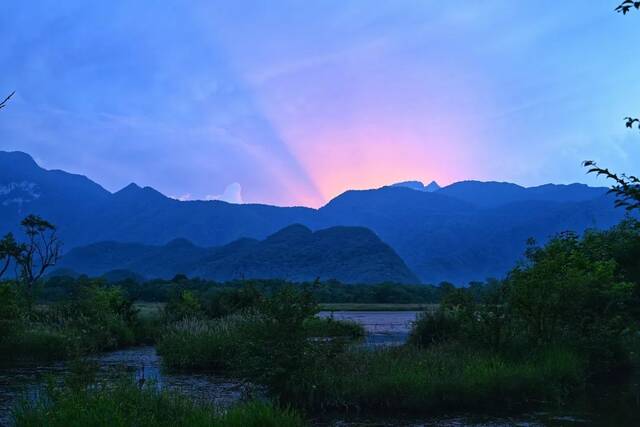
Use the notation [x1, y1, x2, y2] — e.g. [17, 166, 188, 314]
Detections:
[0, 151, 627, 284]
[58, 224, 418, 284]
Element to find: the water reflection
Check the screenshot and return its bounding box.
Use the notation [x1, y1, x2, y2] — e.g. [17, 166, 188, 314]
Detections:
[1, 312, 639, 426]
[318, 310, 418, 346]
[0, 346, 243, 426]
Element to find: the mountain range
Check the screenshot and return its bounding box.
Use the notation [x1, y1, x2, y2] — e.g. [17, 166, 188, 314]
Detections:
[57, 225, 418, 284]
[0, 150, 627, 284]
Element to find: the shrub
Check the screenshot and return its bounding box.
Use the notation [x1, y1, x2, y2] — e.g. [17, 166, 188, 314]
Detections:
[234, 287, 320, 398]
[51, 282, 138, 352]
[1, 281, 141, 361]
[164, 290, 203, 322]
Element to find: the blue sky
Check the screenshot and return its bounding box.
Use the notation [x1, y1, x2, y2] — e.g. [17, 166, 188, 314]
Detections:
[0, 1, 638, 206]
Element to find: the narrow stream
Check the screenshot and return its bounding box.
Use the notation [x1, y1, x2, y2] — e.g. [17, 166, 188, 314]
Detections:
[0, 346, 244, 426]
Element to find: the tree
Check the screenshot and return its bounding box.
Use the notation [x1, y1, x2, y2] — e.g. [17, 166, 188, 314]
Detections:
[584, 5, 639, 210]
[0, 233, 21, 279]
[14, 215, 62, 290]
[583, 161, 640, 211]
[506, 232, 634, 351]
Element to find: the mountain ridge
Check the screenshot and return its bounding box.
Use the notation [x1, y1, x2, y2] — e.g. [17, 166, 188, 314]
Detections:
[58, 224, 419, 284]
[0, 150, 626, 284]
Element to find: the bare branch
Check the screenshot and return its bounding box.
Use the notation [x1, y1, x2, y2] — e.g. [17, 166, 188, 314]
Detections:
[0, 91, 15, 110]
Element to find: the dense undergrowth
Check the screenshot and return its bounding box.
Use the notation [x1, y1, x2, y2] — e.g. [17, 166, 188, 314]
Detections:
[0, 280, 159, 362]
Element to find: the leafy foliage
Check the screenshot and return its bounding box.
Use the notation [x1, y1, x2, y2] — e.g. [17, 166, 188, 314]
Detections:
[410, 222, 640, 373]
[0, 279, 143, 361]
[584, 3, 638, 210]
[0, 215, 62, 291]
[583, 161, 640, 211]
[616, 0, 640, 14]
[163, 290, 204, 323]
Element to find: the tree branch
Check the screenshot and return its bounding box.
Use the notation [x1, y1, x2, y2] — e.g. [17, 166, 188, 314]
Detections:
[616, 1, 640, 14]
[0, 91, 15, 109]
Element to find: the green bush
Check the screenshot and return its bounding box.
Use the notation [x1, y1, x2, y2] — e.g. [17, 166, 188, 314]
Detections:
[1, 281, 142, 361]
[51, 282, 138, 352]
[506, 232, 639, 370]
[163, 290, 204, 322]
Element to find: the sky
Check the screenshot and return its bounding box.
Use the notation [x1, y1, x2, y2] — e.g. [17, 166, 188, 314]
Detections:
[0, 1, 638, 207]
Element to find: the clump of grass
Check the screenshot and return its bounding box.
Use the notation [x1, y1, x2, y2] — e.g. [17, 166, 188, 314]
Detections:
[156, 316, 249, 370]
[12, 378, 305, 427]
[157, 312, 363, 371]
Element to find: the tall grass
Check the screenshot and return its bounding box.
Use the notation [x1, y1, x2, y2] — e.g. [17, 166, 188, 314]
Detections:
[157, 313, 584, 414]
[156, 316, 249, 370]
[12, 379, 305, 427]
[292, 344, 585, 412]
[157, 314, 364, 371]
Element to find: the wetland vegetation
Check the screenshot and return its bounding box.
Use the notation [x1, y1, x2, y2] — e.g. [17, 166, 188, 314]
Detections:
[1, 217, 640, 425]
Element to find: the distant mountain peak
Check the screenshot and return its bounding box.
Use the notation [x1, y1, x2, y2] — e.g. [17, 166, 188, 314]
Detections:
[266, 223, 313, 242]
[424, 181, 440, 192]
[0, 150, 39, 169]
[391, 180, 440, 192]
[113, 182, 168, 203]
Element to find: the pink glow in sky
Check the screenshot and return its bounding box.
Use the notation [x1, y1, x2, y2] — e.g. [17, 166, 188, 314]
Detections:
[1, 1, 639, 207]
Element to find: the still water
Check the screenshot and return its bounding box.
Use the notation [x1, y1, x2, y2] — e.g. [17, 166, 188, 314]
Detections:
[317, 310, 419, 346]
[0, 311, 638, 426]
